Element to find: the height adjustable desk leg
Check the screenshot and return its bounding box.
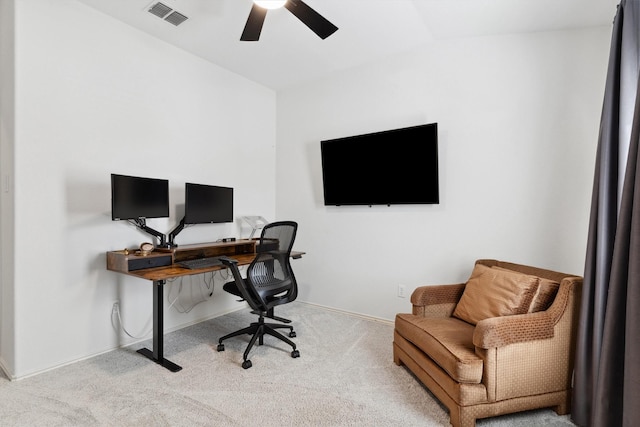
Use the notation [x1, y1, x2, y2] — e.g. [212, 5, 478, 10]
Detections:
[137, 279, 182, 372]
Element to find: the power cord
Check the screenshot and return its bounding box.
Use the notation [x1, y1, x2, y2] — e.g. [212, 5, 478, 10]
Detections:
[111, 302, 152, 340]
[168, 272, 217, 313]
[112, 266, 245, 335]
[166, 265, 243, 313]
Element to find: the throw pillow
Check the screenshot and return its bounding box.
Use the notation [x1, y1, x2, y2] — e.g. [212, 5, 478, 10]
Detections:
[453, 264, 539, 325]
[491, 266, 560, 313]
[528, 278, 560, 312]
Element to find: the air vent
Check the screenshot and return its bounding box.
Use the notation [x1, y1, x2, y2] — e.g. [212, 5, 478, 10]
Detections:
[164, 11, 188, 26]
[148, 2, 172, 19]
[147, 2, 189, 26]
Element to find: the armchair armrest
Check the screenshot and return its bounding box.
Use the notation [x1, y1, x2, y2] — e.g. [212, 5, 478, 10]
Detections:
[473, 311, 556, 349]
[411, 283, 466, 306]
[411, 283, 465, 317]
[473, 280, 577, 349]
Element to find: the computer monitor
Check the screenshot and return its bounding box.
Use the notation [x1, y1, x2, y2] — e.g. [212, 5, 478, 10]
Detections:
[184, 183, 234, 224]
[111, 174, 169, 221]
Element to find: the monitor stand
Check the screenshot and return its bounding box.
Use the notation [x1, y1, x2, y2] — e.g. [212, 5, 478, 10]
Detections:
[131, 218, 169, 248]
[167, 217, 186, 247]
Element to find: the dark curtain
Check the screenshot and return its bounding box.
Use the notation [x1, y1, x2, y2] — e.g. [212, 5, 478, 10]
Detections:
[573, 1, 640, 426]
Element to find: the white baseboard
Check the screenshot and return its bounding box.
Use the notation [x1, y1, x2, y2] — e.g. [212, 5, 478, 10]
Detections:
[9, 305, 249, 381]
[297, 301, 394, 326]
[6, 302, 387, 381]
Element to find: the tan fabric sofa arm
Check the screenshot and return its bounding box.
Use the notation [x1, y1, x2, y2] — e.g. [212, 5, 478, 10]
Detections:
[473, 280, 576, 348]
[473, 311, 556, 348]
[411, 283, 465, 317]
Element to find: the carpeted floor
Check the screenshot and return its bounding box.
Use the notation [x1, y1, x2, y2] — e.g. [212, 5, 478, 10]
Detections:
[0, 303, 576, 426]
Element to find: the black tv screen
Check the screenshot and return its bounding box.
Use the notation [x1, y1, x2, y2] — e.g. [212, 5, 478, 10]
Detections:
[184, 183, 234, 224]
[111, 174, 169, 220]
[320, 123, 439, 206]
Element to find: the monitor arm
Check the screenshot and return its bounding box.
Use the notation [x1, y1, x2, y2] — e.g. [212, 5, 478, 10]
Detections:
[167, 217, 186, 247]
[130, 218, 168, 248]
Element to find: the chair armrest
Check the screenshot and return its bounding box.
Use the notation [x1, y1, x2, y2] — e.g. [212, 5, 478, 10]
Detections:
[473, 278, 578, 349]
[411, 283, 465, 317]
[411, 283, 465, 306]
[473, 311, 556, 349]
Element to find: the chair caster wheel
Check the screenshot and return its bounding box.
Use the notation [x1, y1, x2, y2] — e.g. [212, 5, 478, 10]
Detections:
[289, 331, 296, 338]
[217, 344, 224, 352]
[242, 360, 252, 369]
[291, 349, 300, 358]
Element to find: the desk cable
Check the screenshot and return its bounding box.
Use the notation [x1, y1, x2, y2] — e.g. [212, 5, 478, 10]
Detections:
[111, 267, 244, 339]
[111, 302, 152, 340]
[168, 273, 214, 314]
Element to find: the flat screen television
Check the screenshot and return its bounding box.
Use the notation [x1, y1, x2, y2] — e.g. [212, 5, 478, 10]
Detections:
[320, 123, 439, 206]
[111, 174, 169, 220]
[184, 183, 234, 224]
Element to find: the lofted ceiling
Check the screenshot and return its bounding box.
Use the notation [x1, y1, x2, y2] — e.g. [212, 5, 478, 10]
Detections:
[76, 0, 618, 90]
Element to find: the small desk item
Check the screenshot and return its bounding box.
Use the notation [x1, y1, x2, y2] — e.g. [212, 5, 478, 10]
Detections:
[242, 215, 269, 239]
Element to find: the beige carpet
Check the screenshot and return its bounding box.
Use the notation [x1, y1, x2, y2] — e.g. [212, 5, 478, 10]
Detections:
[0, 303, 576, 426]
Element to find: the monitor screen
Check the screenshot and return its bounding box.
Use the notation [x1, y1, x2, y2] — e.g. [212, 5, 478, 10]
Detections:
[184, 183, 234, 224]
[111, 174, 170, 220]
[320, 123, 439, 206]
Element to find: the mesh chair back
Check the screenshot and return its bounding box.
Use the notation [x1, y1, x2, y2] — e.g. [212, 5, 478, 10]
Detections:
[247, 221, 298, 309]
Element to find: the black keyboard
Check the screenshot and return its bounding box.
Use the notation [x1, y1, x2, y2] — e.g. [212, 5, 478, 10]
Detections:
[178, 257, 223, 270]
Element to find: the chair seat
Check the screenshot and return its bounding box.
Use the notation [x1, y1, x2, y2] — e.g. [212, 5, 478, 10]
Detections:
[224, 279, 292, 304]
[395, 313, 482, 384]
[223, 281, 242, 297]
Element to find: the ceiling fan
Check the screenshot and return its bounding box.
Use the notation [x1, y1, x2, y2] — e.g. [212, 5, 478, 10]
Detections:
[241, 0, 338, 41]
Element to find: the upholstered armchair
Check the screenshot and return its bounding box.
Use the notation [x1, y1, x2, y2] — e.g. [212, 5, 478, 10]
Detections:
[393, 259, 582, 427]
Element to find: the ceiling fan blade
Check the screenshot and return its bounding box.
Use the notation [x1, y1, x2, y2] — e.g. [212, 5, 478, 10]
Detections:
[241, 4, 268, 41]
[284, 0, 338, 40]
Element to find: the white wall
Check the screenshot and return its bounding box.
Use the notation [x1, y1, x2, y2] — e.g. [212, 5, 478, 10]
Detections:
[1, 0, 613, 378]
[0, 0, 16, 377]
[277, 28, 611, 321]
[5, 0, 276, 378]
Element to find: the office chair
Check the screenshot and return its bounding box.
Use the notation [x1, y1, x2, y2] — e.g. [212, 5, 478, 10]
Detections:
[218, 221, 300, 369]
[222, 224, 294, 324]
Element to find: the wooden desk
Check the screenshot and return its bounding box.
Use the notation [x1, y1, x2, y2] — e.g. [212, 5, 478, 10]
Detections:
[107, 240, 257, 372]
[107, 240, 303, 372]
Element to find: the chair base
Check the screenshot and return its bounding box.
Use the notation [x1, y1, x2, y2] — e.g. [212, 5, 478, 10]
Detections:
[251, 307, 292, 323]
[217, 315, 299, 368]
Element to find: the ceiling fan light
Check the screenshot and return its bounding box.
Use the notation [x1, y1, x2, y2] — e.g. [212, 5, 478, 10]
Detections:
[254, 0, 287, 10]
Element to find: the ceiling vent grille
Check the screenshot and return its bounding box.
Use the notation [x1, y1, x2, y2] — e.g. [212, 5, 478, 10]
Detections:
[147, 2, 189, 26]
[164, 11, 188, 26]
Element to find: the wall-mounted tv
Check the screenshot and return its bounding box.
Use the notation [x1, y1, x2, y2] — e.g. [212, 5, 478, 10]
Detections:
[320, 123, 439, 206]
[111, 174, 170, 220]
[184, 183, 234, 224]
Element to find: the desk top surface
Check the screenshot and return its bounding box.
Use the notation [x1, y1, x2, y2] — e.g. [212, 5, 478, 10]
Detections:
[107, 240, 305, 282]
[126, 253, 257, 281]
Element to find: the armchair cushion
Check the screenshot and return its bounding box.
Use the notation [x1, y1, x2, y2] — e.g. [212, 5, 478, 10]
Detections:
[493, 266, 560, 313]
[452, 264, 539, 325]
[395, 313, 483, 383]
[528, 277, 560, 312]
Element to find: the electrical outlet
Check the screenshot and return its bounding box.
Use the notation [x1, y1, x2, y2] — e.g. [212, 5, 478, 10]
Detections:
[112, 301, 119, 314]
[397, 285, 406, 298]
